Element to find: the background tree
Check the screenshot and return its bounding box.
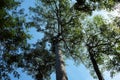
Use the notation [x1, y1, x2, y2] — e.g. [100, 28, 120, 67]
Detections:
[0, 0, 30, 80]
[78, 15, 120, 80]
[73, 0, 120, 80]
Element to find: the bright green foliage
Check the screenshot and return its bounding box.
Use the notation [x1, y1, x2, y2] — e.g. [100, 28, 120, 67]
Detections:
[74, 0, 120, 14]
[29, 0, 84, 59]
[79, 15, 120, 78]
[0, 0, 30, 80]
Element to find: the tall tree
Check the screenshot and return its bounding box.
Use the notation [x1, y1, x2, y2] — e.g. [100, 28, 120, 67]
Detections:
[79, 15, 120, 80]
[73, 0, 120, 80]
[28, 0, 84, 80]
[0, 0, 30, 80]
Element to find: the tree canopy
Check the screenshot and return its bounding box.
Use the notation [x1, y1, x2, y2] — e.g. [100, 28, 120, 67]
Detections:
[78, 15, 120, 79]
[1, 0, 120, 80]
[0, 0, 30, 80]
[22, 0, 120, 80]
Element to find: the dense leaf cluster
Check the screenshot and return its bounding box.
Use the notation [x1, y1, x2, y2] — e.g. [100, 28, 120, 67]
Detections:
[0, 0, 30, 80]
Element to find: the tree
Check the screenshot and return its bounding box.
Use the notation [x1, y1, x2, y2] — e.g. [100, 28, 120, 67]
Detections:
[27, 0, 84, 80]
[0, 0, 30, 80]
[73, 0, 120, 80]
[79, 15, 120, 80]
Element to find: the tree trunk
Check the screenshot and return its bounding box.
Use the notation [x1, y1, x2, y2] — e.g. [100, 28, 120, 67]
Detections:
[88, 47, 104, 80]
[54, 40, 68, 80]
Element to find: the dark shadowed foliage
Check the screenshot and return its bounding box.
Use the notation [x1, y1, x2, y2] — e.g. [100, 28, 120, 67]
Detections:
[0, 0, 30, 80]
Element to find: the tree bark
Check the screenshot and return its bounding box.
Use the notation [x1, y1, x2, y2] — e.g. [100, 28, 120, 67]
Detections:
[54, 40, 68, 80]
[88, 47, 104, 80]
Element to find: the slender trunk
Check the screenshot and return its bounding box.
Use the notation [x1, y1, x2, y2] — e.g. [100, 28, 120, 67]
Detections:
[88, 47, 104, 80]
[54, 40, 68, 80]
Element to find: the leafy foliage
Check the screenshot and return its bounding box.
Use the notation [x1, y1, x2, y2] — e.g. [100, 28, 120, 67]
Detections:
[80, 15, 120, 78]
[1, 0, 120, 80]
[74, 0, 120, 14]
[0, 0, 30, 80]
[21, 39, 55, 80]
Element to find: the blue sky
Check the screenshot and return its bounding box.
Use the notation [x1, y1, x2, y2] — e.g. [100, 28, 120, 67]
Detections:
[10, 0, 120, 80]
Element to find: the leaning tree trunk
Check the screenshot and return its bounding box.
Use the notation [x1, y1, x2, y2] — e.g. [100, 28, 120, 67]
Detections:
[88, 47, 104, 80]
[54, 38, 68, 80]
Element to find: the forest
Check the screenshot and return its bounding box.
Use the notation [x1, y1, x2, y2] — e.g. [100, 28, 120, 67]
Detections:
[0, 0, 120, 80]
